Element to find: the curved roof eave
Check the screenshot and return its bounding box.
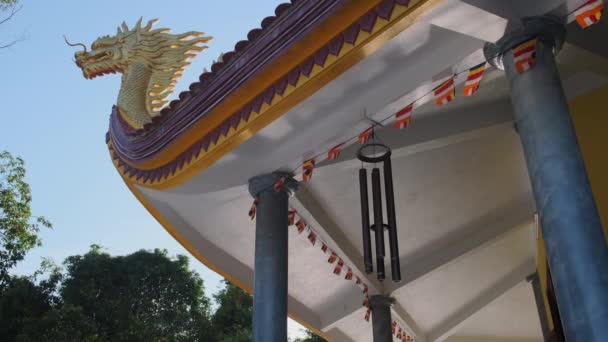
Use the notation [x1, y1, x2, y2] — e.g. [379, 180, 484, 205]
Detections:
[108, 0, 436, 190]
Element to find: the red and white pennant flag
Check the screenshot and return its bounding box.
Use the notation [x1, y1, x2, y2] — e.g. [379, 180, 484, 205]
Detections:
[364, 308, 371, 322]
[333, 259, 344, 275]
[321, 242, 329, 254]
[248, 199, 258, 220]
[395, 103, 413, 130]
[513, 38, 537, 74]
[574, 0, 604, 29]
[328, 252, 338, 264]
[288, 210, 296, 226]
[327, 143, 344, 160]
[358, 127, 374, 144]
[307, 231, 317, 246]
[463, 62, 487, 96]
[273, 176, 286, 192]
[302, 159, 315, 183]
[344, 267, 353, 280]
[434, 77, 456, 106]
[295, 217, 306, 234]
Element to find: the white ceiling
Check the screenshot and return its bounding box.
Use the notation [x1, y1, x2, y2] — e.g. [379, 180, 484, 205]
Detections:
[135, 1, 608, 341]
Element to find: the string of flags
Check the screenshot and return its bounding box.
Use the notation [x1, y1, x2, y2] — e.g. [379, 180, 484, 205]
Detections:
[286, 207, 416, 342]
[248, 200, 416, 341]
[259, 0, 603, 189]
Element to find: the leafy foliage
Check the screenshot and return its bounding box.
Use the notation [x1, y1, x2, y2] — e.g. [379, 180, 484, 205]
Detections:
[210, 280, 253, 341]
[1, 247, 214, 341]
[293, 330, 327, 342]
[0, 151, 51, 289]
[0, 0, 17, 9]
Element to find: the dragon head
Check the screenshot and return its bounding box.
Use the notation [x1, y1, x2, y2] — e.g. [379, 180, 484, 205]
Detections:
[69, 18, 212, 128]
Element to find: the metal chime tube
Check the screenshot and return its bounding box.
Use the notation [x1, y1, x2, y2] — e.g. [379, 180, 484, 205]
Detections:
[383, 158, 401, 282]
[371, 168, 385, 281]
[359, 168, 374, 273]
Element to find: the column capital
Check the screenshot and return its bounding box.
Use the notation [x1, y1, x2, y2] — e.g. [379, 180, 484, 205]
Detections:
[484, 15, 566, 70]
[248, 172, 299, 198]
[369, 295, 395, 309]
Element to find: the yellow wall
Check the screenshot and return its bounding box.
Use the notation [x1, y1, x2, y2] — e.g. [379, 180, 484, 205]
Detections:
[570, 84, 608, 238]
[537, 83, 608, 332]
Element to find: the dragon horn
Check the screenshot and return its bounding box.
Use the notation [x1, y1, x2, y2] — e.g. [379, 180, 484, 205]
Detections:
[121, 21, 129, 32]
[63, 35, 87, 53]
[135, 17, 143, 30]
[144, 19, 159, 31]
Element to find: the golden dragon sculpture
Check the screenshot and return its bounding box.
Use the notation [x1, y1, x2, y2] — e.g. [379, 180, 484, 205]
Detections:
[69, 18, 212, 129]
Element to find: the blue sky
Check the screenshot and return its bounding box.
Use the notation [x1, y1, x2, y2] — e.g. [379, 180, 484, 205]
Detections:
[1, 0, 305, 337]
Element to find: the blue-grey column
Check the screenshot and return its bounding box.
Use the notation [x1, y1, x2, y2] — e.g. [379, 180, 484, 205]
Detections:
[527, 273, 550, 341]
[369, 295, 394, 342]
[486, 16, 608, 342]
[248, 172, 298, 342]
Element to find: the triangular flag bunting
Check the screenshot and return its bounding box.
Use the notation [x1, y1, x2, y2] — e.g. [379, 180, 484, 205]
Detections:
[248, 199, 258, 220]
[344, 267, 353, 280]
[574, 0, 604, 29]
[397, 328, 403, 339]
[273, 176, 286, 192]
[302, 159, 315, 183]
[288, 210, 296, 226]
[328, 252, 338, 264]
[513, 38, 537, 74]
[295, 218, 306, 234]
[321, 243, 329, 254]
[307, 231, 317, 246]
[364, 309, 371, 322]
[434, 77, 456, 106]
[327, 143, 344, 160]
[395, 103, 413, 129]
[392, 321, 397, 334]
[358, 127, 374, 144]
[463, 62, 487, 96]
[333, 259, 344, 275]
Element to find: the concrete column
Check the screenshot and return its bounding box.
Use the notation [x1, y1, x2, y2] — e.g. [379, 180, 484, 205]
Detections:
[369, 295, 394, 342]
[486, 16, 608, 342]
[527, 273, 550, 341]
[248, 172, 298, 342]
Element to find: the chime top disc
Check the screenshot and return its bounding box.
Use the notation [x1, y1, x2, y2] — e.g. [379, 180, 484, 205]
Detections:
[357, 142, 391, 163]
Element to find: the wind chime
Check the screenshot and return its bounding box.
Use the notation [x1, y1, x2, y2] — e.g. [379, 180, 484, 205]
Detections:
[358, 130, 401, 282]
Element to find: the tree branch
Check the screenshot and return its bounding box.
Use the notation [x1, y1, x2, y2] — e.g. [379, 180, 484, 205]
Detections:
[0, 34, 24, 49]
[0, 3, 21, 26]
[0, 3, 25, 49]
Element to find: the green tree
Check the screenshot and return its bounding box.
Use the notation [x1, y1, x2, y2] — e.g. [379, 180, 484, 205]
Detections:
[7, 246, 213, 342]
[0, 258, 62, 341]
[0, 151, 51, 289]
[294, 329, 326, 342]
[210, 280, 253, 342]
